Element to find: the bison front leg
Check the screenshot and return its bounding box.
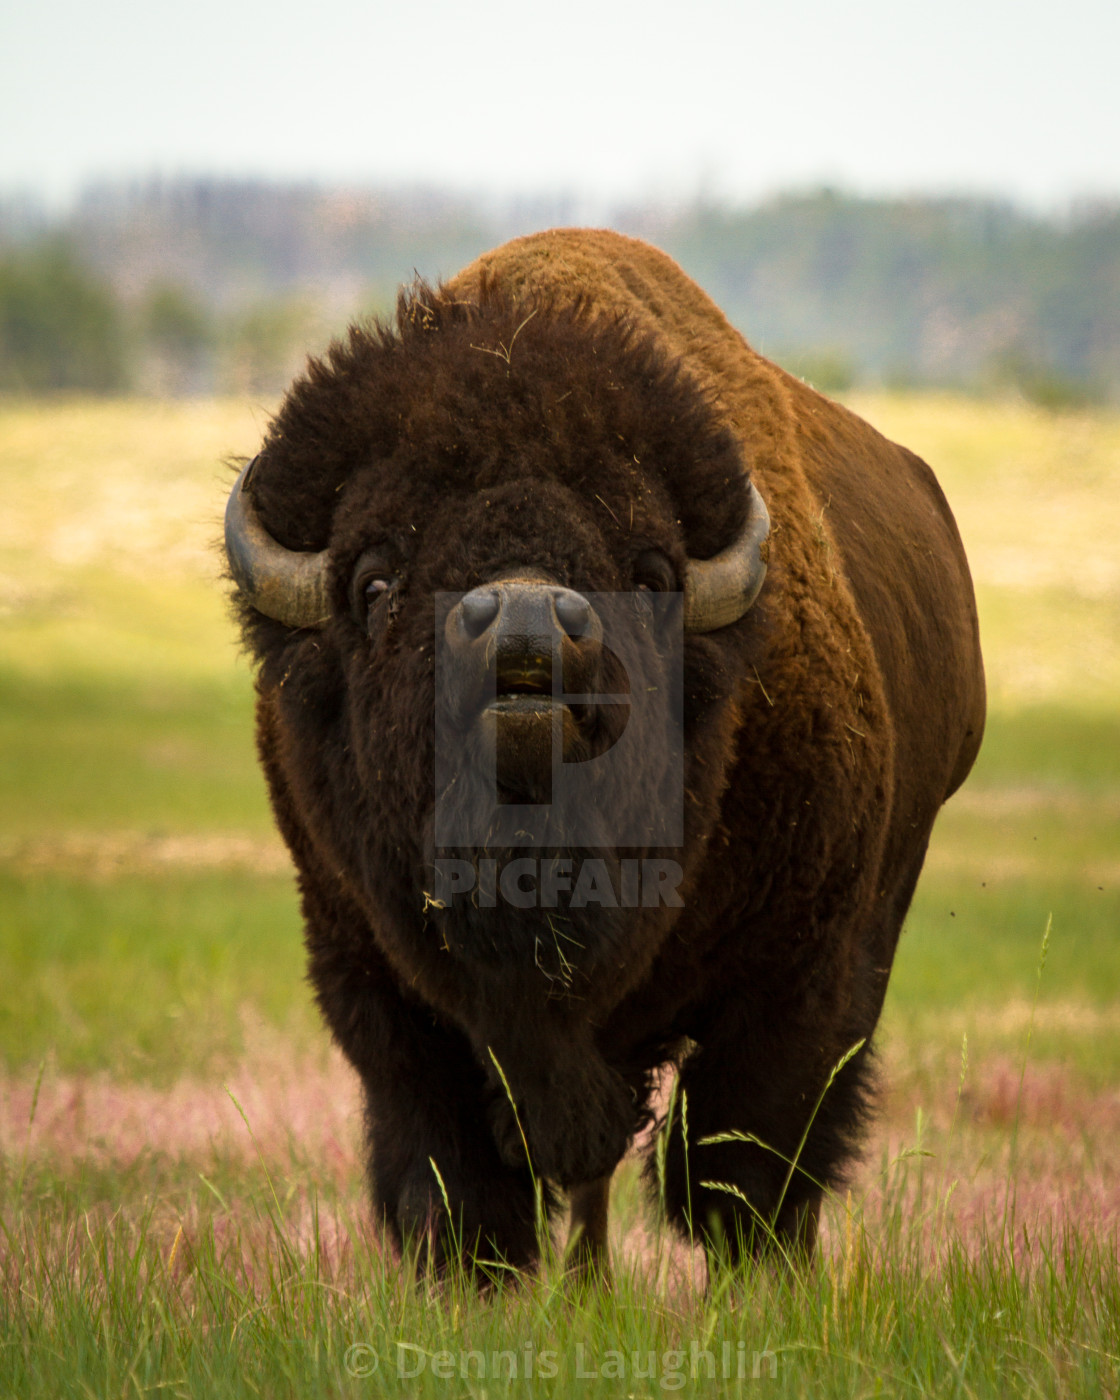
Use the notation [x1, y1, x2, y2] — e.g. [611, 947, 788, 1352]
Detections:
[308, 938, 548, 1274]
[653, 1009, 873, 1269]
[565, 1175, 613, 1285]
[364, 1059, 547, 1277]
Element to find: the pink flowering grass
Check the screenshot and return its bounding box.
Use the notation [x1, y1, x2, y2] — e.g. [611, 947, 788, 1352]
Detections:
[3, 1041, 1119, 1399]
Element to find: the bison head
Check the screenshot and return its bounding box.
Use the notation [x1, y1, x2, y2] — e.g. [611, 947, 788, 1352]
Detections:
[225, 286, 769, 1011]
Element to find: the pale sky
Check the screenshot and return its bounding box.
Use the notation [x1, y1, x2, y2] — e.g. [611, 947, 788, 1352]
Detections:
[2, 0, 1118, 210]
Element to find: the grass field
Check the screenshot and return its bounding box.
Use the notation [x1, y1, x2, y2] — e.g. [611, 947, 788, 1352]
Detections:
[2, 394, 1119, 1396]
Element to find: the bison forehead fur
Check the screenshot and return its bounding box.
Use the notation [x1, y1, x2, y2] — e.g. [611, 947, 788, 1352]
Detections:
[227, 228, 985, 1276]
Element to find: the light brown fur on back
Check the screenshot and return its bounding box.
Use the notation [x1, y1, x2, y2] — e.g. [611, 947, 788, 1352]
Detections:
[450, 227, 985, 862]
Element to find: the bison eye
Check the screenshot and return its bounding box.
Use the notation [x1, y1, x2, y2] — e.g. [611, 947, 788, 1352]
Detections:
[350, 550, 399, 629]
[633, 548, 678, 594]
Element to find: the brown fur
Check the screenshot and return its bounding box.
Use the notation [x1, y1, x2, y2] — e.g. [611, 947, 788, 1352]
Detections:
[232, 229, 985, 1274]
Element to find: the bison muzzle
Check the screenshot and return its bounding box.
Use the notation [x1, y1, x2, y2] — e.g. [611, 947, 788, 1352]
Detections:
[224, 228, 985, 1278]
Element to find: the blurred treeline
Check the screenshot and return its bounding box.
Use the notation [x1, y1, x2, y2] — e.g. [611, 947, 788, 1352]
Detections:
[1, 179, 1117, 404]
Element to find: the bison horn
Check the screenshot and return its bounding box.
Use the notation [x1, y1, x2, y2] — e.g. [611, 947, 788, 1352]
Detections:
[683, 480, 771, 632]
[224, 458, 332, 628]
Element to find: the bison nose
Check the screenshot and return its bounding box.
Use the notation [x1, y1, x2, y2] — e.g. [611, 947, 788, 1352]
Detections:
[554, 590, 592, 638]
[450, 582, 599, 649]
[459, 587, 501, 639]
[445, 580, 603, 696]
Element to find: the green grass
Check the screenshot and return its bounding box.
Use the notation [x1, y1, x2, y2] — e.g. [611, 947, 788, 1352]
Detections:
[967, 707, 1120, 791]
[0, 668, 269, 836]
[2, 393, 1119, 1397]
[899, 883, 1120, 1006]
[3, 1139, 1118, 1397]
[0, 868, 312, 1079]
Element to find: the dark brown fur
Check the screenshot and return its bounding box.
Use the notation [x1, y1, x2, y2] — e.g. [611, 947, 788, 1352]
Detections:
[232, 230, 985, 1273]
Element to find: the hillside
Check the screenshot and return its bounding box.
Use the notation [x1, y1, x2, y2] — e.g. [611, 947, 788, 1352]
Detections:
[1, 182, 1118, 400]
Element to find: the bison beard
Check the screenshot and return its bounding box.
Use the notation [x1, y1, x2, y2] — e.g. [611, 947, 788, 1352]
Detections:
[225, 229, 985, 1280]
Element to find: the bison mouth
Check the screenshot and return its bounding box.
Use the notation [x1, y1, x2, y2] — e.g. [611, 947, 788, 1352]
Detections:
[488, 658, 558, 709]
[483, 656, 603, 803]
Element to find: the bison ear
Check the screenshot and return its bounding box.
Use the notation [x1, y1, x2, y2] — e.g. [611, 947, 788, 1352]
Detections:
[224, 457, 332, 629]
[682, 481, 770, 632]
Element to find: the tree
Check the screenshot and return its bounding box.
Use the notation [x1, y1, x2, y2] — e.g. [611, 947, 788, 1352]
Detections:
[0, 240, 128, 392]
[139, 283, 213, 395]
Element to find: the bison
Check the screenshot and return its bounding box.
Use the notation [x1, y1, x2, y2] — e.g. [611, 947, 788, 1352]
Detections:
[224, 228, 985, 1277]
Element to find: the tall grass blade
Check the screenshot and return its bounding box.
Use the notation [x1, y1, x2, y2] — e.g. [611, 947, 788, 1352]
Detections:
[1007, 915, 1053, 1223]
[486, 1046, 550, 1264]
[772, 1037, 866, 1233]
[225, 1087, 299, 1274]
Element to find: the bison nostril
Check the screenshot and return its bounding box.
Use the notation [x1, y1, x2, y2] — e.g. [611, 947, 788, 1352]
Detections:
[460, 588, 501, 639]
[554, 590, 591, 638]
